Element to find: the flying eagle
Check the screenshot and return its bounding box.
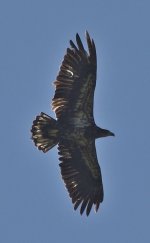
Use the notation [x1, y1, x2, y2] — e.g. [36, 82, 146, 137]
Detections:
[31, 31, 114, 216]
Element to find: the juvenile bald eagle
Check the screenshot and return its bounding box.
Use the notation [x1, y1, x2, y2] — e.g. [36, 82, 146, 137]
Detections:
[31, 31, 114, 216]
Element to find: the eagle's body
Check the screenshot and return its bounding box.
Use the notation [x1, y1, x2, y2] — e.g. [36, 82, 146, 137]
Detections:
[31, 32, 114, 216]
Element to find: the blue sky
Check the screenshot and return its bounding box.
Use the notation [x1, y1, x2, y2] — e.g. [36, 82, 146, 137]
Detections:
[1, 0, 150, 242]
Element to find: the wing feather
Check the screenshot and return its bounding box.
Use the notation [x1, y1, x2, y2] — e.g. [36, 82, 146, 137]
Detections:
[76, 33, 86, 52]
[52, 32, 97, 124]
[58, 137, 103, 216]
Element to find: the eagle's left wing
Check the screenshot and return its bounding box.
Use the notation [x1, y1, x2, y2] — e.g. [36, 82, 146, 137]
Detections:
[58, 137, 103, 216]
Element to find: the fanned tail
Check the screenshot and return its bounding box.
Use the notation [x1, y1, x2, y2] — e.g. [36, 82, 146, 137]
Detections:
[31, 112, 59, 153]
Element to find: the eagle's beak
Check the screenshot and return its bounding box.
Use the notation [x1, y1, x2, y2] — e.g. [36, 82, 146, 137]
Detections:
[109, 131, 115, 137]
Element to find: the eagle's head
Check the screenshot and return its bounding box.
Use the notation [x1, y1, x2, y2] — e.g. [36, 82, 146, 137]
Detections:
[95, 127, 115, 138]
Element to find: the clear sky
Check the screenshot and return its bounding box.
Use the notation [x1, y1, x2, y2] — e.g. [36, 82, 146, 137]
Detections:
[1, 0, 150, 242]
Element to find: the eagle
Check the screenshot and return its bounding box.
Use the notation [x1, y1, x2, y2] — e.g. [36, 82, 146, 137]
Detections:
[31, 31, 114, 216]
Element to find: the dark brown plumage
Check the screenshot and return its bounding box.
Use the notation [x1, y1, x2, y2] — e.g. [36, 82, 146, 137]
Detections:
[31, 31, 114, 216]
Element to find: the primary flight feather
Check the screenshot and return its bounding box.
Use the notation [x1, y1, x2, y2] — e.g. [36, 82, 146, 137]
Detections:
[31, 31, 114, 216]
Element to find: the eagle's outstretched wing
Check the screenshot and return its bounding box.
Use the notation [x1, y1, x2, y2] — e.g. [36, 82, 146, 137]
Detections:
[52, 31, 97, 125]
[58, 137, 103, 216]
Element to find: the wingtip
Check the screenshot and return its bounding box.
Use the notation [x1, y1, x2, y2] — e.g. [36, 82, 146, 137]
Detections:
[76, 33, 80, 44]
[76, 32, 79, 40]
[95, 202, 100, 213]
[85, 30, 90, 40]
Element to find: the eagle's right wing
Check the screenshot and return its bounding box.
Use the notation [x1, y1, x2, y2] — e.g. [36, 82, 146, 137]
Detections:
[52, 32, 97, 125]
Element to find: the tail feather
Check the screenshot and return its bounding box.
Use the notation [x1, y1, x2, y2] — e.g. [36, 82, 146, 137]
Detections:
[31, 112, 59, 153]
